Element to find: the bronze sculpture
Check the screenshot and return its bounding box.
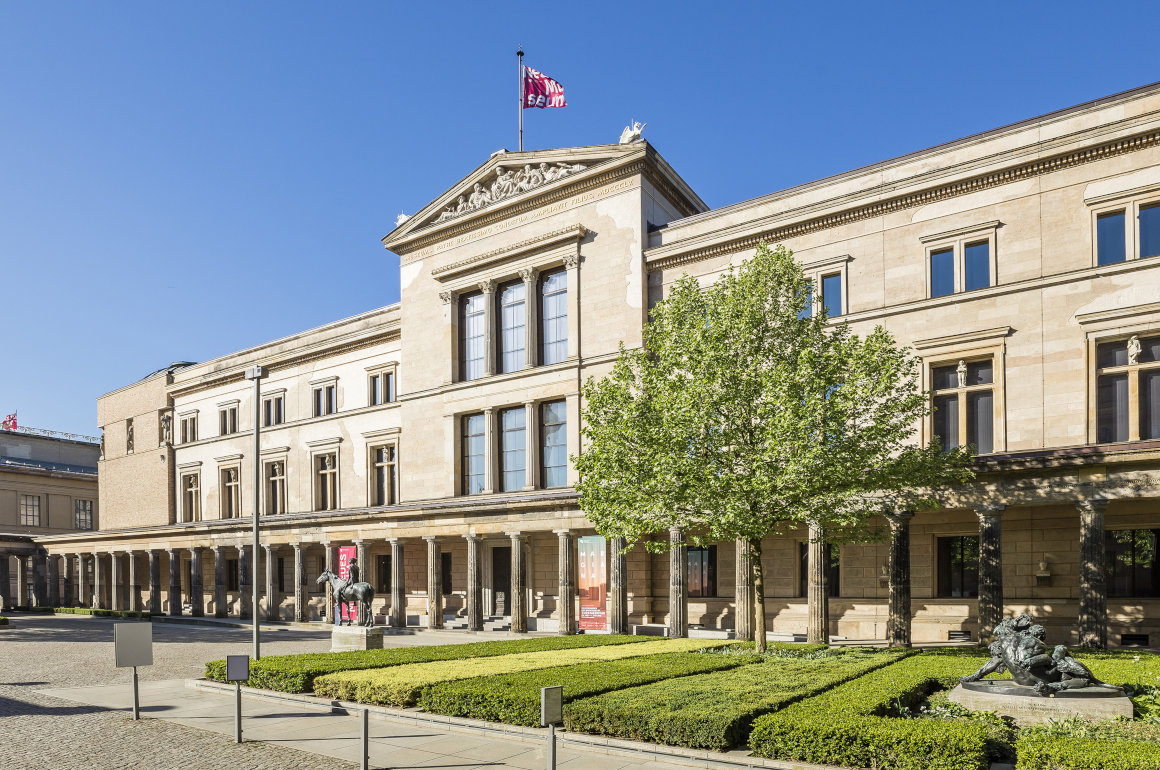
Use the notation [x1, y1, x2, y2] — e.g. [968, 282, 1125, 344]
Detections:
[315, 569, 376, 627]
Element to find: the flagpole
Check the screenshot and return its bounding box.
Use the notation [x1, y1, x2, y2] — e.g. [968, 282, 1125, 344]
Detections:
[517, 47, 524, 151]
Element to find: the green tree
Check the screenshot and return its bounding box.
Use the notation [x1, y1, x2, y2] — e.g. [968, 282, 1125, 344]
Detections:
[574, 243, 973, 650]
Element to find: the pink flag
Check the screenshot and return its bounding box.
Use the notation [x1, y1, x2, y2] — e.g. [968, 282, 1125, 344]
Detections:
[523, 65, 566, 109]
[1, 412, 16, 431]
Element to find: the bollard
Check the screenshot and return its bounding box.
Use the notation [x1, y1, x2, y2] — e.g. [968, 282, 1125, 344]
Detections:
[234, 681, 242, 743]
[546, 722, 556, 770]
[131, 666, 140, 720]
[361, 708, 369, 770]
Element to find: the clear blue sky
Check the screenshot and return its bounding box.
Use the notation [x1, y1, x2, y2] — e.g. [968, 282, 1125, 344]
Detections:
[2, 1, 1158, 436]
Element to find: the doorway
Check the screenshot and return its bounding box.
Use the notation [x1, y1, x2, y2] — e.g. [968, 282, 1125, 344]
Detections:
[491, 546, 511, 616]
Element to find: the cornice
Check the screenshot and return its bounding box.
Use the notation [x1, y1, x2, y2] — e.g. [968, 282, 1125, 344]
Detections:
[430, 225, 587, 281]
[913, 326, 1013, 351]
[1076, 300, 1160, 325]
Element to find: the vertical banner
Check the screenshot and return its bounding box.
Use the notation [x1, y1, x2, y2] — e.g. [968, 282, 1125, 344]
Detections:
[577, 535, 608, 631]
[338, 545, 356, 622]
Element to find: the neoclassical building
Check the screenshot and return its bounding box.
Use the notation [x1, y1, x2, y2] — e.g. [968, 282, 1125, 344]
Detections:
[31, 82, 1160, 647]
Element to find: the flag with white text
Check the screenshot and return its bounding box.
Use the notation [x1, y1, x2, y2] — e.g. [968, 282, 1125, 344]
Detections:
[523, 65, 566, 109]
[1, 412, 16, 431]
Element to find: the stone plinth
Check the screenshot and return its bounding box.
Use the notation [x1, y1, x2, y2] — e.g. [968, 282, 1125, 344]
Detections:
[948, 681, 1132, 725]
[330, 626, 383, 653]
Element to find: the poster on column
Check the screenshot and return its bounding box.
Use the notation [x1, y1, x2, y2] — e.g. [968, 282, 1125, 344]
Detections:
[338, 546, 356, 622]
[577, 535, 607, 631]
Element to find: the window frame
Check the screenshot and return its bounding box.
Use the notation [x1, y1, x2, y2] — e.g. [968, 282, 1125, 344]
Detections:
[73, 498, 93, 530]
[929, 357, 997, 454]
[218, 401, 240, 436]
[312, 450, 340, 511]
[687, 545, 718, 598]
[180, 471, 202, 523]
[539, 269, 568, 366]
[461, 412, 486, 496]
[1106, 528, 1160, 598]
[800, 255, 851, 317]
[262, 390, 286, 427]
[366, 364, 398, 407]
[915, 328, 1008, 454]
[539, 399, 567, 489]
[459, 291, 487, 381]
[263, 458, 287, 515]
[936, 534, 980, 598]
[921, 221, 999, 299]
[499, 406, 527, 492]
[1089, 188, 1160, 267]
[310, 378, 338, 418]
[497, 279, 528, 374]
[1089, 331, 1160, 444]
[19, 494, 42, 527]
[178, 411, 198, 444]
[368, 441, 399, 506]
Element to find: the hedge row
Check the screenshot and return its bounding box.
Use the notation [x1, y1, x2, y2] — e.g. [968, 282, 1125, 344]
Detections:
[0, 616, 8, 626]
[205, 633, 650, 693]
[55, 608, 153, 619]
[314, 638, 724, 707]
[748, 652, 991, 770]
[10, 605, 53, 613]
[1016, 735, 1160, 770]
[564, 648, 910, 751]
[420, 650, 745, 725]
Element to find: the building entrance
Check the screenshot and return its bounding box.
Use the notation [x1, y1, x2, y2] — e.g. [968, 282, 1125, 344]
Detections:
[491, 546, 511, 616]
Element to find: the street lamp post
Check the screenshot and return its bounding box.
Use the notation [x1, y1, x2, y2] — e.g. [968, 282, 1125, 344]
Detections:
[244, 365, 267, 660]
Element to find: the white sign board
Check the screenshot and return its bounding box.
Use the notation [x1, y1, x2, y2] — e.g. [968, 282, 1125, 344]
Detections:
[226, 655, 250, 682]
[114, 622, 153, 668]
[540, 685, 563, 726]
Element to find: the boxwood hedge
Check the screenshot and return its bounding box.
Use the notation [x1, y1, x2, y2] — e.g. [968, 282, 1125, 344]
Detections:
[0, 616, 8, 626]
[1016, 735, 1160, 770]
[205, 633, 650, 693]
[564, 647, 910, 751]
[55, 608, 153, 619]
[419, 650, 746, 725]
[748, 651, 991, 770]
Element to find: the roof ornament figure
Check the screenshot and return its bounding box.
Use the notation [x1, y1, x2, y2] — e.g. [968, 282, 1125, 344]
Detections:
[395, 212, 409, 227]
[618, 120, 646, 144]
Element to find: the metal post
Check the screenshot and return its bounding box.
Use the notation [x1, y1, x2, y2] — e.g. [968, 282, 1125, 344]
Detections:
[234, 680, 242, 743]
[132, 666, 140, 720]
[547, 723, 556, 770]
[517, 47, 524, 151]
[361, 708, 369, 770]
[245, 365, 266, 660]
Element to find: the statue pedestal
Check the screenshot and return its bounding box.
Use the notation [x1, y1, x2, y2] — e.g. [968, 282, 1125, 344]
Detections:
[330, 625, 383, 653]
[948, 681, 1132, 725]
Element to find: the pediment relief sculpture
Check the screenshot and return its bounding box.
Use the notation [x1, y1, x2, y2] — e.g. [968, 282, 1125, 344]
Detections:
[434, 162, 588, 224]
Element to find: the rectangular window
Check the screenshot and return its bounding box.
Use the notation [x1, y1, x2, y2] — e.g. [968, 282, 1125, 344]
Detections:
[19, 494, 41, 527]
[375, 554, 391, 593]
[930, 248, 955, 298]
[181, 473, 201, 522]
[441, 552, 453, 595]
[798, 541, 841, 598]
[688, 545, 717, 598]
[370, 444, 398, 506]
[1097, 373, 1130, 443]
[820, 273, 842, 317]
[540, 270, 568, 365]
[937, 535, 979, 598]
[265, 461, 286, 514]
[932, 393, 959, 451]
[498, 281, 526, 373]
[180, 415, 198, 443]
[313, 384, 337, 417]
[73, 499, 93, 530]
[1140, 203, 1160, 260]
[314, 453, 338, 511]
[500, 407, 526, 492]
[227, 559, 239, 592]
[461, 413, 486, 495]
[931, 359, 995, 454]
[220, 468, 240, 519]
[1143, 371, 1160, 441]
[278, 558, 286, 593]
[540, 400, 567, 488]
[1106, 529, 1160, 598]
[1097, 211, 1127, 265]
[219, 406, 239, 436]
[460, 293, 486, 381]
[966, 391, 994, 455]
[964, 241, 990, 291]
[369, 369, 396, 406]
[798, 280, 813, 320]
[1094, 334, 1160, 444]
[263, 395, 285, 426]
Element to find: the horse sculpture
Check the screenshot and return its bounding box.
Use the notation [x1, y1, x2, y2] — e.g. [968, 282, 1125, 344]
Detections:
[315, 569, 376, 627]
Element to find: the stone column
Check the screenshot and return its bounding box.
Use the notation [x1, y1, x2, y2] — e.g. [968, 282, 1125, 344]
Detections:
[886, 511, 915, 648]
[321, 542, 335, 622]
[480, 279, 496, 376]
[93, 552, 106, 609]
[424, 537, 442, 629]
[609, 536, 627, 634]
[110, 552, 123, 611]
[47, 553, 60, 607]
[211, 547, 226, 618]
[189, 547, 204, 617]
[389, 539, 405, 628]
[555, 530, 576, 635]
[354, 540, 368, 625]
[76, 555, 88, 610]
[15, 555, 27, 607]
[668, 526, 688, 638]
[509, 532, 527, 633]
[1078, 498, 1110, 649]
[31, 553, 47, 607]
[60, 554, 73, 608]
[735, 539, 754, 642]
[147, 550, 161, 614]
[264, 545, 278, 621]
[975, 505, 1005, 642]
[292, 542, 306, 622]
[238, 545, 252, 619]
[563, 253, 580, 359]
[127, 552, 139, 612]
[166, 549, 180, 615]
[520, 267, 539, 368]
[464, 535, 483, 631]
[0, 553, 10, 610]
[807, 523, 829, 645]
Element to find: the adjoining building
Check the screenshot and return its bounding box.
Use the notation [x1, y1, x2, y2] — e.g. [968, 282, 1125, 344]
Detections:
[31, 82, 1160, 646]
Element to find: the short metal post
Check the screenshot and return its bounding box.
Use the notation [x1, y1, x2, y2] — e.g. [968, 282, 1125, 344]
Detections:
[546, 722, 556, 770]
[361, 708, 369, 770]
[131, 666, 140, 720]
[234, 681, 242, 743]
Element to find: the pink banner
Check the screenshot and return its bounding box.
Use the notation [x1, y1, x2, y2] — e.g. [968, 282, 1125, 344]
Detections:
[338, 546, 356, 622]
[523, 65, 566, 109]
[578, 536, 607, 631]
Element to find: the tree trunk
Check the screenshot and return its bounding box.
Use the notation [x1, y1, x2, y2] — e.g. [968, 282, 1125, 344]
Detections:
[750, 537, 766, 653]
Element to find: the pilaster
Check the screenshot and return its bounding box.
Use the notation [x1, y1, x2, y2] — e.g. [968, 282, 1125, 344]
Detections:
[464, 535, 483, 631]
[389, 539, 406, 628]
[509, 532, 527, 633]
[555, 530, 576, 635]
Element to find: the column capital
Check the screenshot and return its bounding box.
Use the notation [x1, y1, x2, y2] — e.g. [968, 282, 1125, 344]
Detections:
[478, 279, 496, 294]
[668, 525, 684, 539]
[422, 535, 439, 543]
[462, 533, 481, 542]
[552, 528, 574, 536]
[885, 510, 915, 527]
[506, 531, 526, 542]
[1077, 498, 1110, 515]
[974, 504, 1006, 521]
[388, 537, 403, 546]
[518, 266, 538, 283]
[439, 289, 454, 304]
[291, 541, 304, 551]
[483, 406, 495, 415]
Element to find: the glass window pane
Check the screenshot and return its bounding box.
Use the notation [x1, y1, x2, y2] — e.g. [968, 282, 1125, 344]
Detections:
[967, 360, 993, 385]
[967, 390, 994, 454]
[1141, 203, 1160, 259]
[930, 248, 954, 297]
[462, 414, 485, 494]
[499, 282, 526, 374]
[1142, 336, 1160, 364]
[933, 394, 958, 451]
[540, 400, 567, 488]
[932, 365, 958, 391]
[798, 281, 813, 319]
[1142, 370, 1160, 441]
[540, 271, 568, 365]
[1097, 374, 1129, 443]
[1097, 211, 1127, 265]
[1097, 340, 1129, 369]
[500, 407, 526, 492]
[964, 241, 990, 291]
[821, 273, 842, 316]
[461, 293, 486, 381]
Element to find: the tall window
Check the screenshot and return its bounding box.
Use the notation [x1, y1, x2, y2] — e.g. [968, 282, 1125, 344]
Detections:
[925, 227, 995, 297]
[221, 468, 240, 518]
[19, 494, 41, 527]
[368, 369, 396, 405]
[74, 499, 93, 530]
[1142, 203, 1160, 259]
[820, 273, 843, 317]
[219, 405, 239, 435]
[1096, 335, 1160, 443]
[376, 554, 391, 593]
[182, 473, 201, 522]
[540, 270, 568, 365]
[1107, 529, 1160, 598]
[964, 241, 990, 291]
[263, 395, 285, 426]
[441, 552, 453, 595]
[498, 281, 526, 373]
[315, 453, 338, 510]
[931, 359, 994, 454]
[265, 461, 286, 514]
[798, 542, 841, 598]
[370, 444, 398, 506]
[930, 248, 955, 298]
[278, 558, 286, 593]
[180, 414, 198, 443]
[460, 293, 486, 380]
[688, 545, 717, 598]
[937, 535, 978, 598]
[461, 413, 486, 495]
[1097, 211, 1127, 265]
[227, 559, 240, 591]
[540, 400, 567, 488]
[312, 384, 337, 417]
[500, 407, 526, 492]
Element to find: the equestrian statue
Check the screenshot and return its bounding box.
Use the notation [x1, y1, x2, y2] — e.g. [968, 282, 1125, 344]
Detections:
[316, 569, 376, 627]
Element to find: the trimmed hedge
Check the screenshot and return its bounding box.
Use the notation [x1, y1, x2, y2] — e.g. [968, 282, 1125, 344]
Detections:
[1016, 735, 1160, 770]
[0, 616, 8, 626]
[564, 648, 910, 751]
[314, 638, 724, 707]
[205, 634, 651, 693]
[54, 607, 153, 619]
[748, 652, 991, 770]
[420, 650, 746, 725]
[11, 605, 53, 613]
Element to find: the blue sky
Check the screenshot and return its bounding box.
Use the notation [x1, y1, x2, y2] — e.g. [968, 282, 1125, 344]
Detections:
[2, 1, 1159, 436]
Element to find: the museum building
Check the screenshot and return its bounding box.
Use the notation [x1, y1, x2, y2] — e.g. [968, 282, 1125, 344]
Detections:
[20, 83, 1160, 647]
